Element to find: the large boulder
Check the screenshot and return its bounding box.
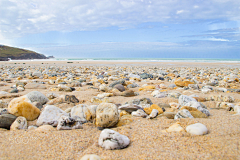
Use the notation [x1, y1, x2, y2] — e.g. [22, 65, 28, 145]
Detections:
[8, 96, 40, 121]
[98, 129, 130, 150]
[36, 105, 68, 126]
[95, 103, 119, 128]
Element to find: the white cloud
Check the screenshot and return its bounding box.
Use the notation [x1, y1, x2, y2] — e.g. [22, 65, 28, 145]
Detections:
[208, 37, 230, 41]
[0, 0, 240, 39]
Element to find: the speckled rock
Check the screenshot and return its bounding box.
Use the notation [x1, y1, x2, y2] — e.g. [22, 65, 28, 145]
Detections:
[10, 116, 27, 130]
[57, 115, 83, 130]
[98, 129, 130, 150]
[174, 109, 194, 119]
[178, 95, 197, 107]
[71, 104, 97, 123]
[95, 103, 119, 128]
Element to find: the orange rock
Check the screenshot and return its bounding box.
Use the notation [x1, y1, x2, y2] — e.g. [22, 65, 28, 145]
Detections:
[144, 104, 163, 115]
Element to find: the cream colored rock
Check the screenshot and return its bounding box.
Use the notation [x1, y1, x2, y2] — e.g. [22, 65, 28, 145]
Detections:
[8, 96, 40, 121]
[80, 154, 102, 160]
[186, 123, 208, 135]
[169, 102, 180, 109]
[162, 122, 184, 133]
[95, 103, 119, 128]
[35, 125, 55, 132]
[10, 116, 27, 130]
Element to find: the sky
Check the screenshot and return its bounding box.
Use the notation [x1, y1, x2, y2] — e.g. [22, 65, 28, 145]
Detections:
[0, 0, 240, 59]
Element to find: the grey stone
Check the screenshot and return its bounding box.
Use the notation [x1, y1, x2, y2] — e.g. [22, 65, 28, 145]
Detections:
[57, 115, 83, 130]
[174, 109, 194, 120]
[26, 91, 49, 105]
[0, 114, 17, 129]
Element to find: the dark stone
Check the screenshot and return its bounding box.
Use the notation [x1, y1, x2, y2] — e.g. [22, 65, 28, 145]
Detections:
[109, 79, 126, 88]
[158, 77, 164, 80]
[0, 114, 17, 129]
[10, 88, 18, 93]
[140, 73, 153, 79]
[114, 84, 125, 92]
[65, 95, 79, 103]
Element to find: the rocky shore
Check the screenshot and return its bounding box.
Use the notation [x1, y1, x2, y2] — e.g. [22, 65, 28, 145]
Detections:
[0, 61, 239, 159]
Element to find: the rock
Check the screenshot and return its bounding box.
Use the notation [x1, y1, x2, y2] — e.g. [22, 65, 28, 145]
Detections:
[58, 84, 72, 92]
[162, 122, 184, 132]
[168, 84, 176, 89]
[91, 97, 111, 104]
[223, 96, 235, 103]
[140, 73, 153, 79]
[109, 79, 125, 88]
[32, 72, 42, 77]
[98, 129, 130, 150]
[186, 123, 208, 135]
[147, 109, 158, 119]
[151, 90, 160, 97]
[0, 114, 17, 129]
[121, 90, 136, 97]
[168, 92, 181, 99]
[175, 80, 194, 87]
[119, 104, 142, 113]
[154, 93, 167, 98]
[80, 154, 102, 160]
[127, 83, 139, 88]
[36, 105, 68, 126]
[201, 88, 211, 94]
[0, 108, 8, 115]
[8, 96, 40, 121]
[116, 115, 133, 127]
[46, 93, 58, 99]
[99, 84, 110, 92]
[179, 95, 197, 106]
[114, 84, 125, 92]
[95, 103, 119, 128]
[174, 109, 194, 120]
[97, 93, 113, 99]
[57, 115, 83, 130]
[144, 104, 163, 115]
[131, 109, 148, 118]
[188, 84, 199, 90]
[158, 103, 171, 108]
[162, 112, 176, 119]
[190, 110, 208, 118]
[24, 83, 47, 89]
[10, 116, 27, 130]
[184, 101, 210, 116]
[32, 102, 43, 110]
[234, 105, 240, 114]
[26, 91, 49, 104]
[28, 125, 38, 130]
[10, 88, 18, 93]
[65, 95, 79, 103]
[0, 100, 8, 108]
[35, 125, 55, 132]
[169, 102, 180, 109]
[71, 104, 97, 123]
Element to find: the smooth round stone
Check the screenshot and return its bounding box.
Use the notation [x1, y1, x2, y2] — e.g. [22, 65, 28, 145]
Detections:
[186, 123, 208, 135]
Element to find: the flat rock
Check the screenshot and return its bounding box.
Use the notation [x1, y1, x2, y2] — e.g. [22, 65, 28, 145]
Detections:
[174, 109, 194, 120]
[57, 115, 83, 130]
[131, 109, 148, 118]
[119, 104, 142, 113]
[98, 129, 130, 150]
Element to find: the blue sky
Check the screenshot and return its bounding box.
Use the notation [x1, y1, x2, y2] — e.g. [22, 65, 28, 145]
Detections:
[0, 0, 240, 58]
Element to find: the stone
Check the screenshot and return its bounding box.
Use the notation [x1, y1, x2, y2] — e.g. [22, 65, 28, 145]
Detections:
[114, 84, 125, 92]
[168, 92, 181, 99]
[0, 114, 17, 129]
[162, 112, 176, 119]
[119, 104, 142, 113]
[131, 109, 148, 118]
[99, 84, 110, 92]
[35, 125, 55, 132]
[184, 101, 210, 116]
[65, 95, 79, 103]
[127, 83, 139, 88]
[32, 72, 42, 77]
[147, 109, 158, 119]
[26, 91, 49, 104]
[80, 154, 102, 160]
[179, 95, 197, 106]
[8, 96, 40, 121]
[158, 103, 171, 108]
[234, 105, 240, 114]
[28, 125, 38, 130]
[109, 79, 125, 88]
[36, 105, 68, 126]
[71, 104, 97, 123]
[97, 93, 113, 99]
[162, 122, 184, 132]
[91, 97, 111, 104]
[32, 102, 43, 110]
[10, 88, 18, 93]
[98, 129, 130, 150]
[116, 115, 133, 127]
[144, 104, 163, 115]
[140, 73, 153, 79]
[174, 109, 194, 120]
[126, 98, 153, 106]
[186, 123, 208, 135]
[58, 84, 72, 92]
[46, 93, 58, 99]
[169, 102, 180, 109]
[95, 103, 119, 128]
[154, 93, 167, 98]
[0, 108, 8, 115]
[151, 90, 160, 97]
[57, 115, 83, 130]
[10, 116, 27, 130]
[223, 96, 235, 103]
[190, 110, 208, 118]
[188, 84, 199, 90]
[24, 83, 47, 89]
[0, 100, 8, 108]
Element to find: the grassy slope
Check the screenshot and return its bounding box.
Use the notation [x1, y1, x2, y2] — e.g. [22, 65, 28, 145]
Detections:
[0, 45, 41, 58]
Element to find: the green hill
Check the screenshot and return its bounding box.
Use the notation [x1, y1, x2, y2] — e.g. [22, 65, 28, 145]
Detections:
[0, 45, 48, 60]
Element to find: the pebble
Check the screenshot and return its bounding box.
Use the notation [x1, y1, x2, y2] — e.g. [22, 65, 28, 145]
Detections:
[98, 129, 130, 150]
[10, 116, 27, 130]
[162, 122, 184, 132]
[174, 109, 194, 120]
[80, 154, 102, 160]
[186, 123, 208, 135]
[57, 115, 83, 130]
[131, 109, 148, 118]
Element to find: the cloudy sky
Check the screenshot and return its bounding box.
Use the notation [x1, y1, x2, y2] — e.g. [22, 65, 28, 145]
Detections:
[0, 0, 240, 58]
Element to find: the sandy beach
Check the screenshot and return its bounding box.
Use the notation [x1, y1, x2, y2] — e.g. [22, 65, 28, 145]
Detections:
[0, 60, 239, 160]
